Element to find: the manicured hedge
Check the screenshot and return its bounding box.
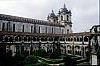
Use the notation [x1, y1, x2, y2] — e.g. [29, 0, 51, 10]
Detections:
[64, 54, 81, 57]
[37, 54, 87, 65]
[24, 62, 49, 66]
[76, 58, 87, 64]
[24, 64, 37, 66]
[72, 56, 81, 60]
[59, 63, 65, 66]
[36, 56, 63, 64]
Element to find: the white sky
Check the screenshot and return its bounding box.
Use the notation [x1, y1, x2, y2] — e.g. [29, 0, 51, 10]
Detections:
[0, 0, 99, 33]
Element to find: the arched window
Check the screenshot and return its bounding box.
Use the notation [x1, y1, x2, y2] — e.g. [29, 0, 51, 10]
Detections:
[22, 25, 24, 32]
[7, 23, 9, 31]
[33, 37, 36, 41]
[39, 26, 40, 33]
[68, 38, 70, 41]
[61, 16, 63, 21]
[45, 27, 47, 33]
[19, 37, 22, 41]
[67, 15, 69, 21]
[31, 26, 33, 33]
[13, 24, 15, 32]
[5, 37, 8, 42]
[2, 23, 5, 31]
[52, 28, 53, 34]
[9, 37, 13, 42]
[74, 38, 76, 41]
[62, 29, 64, 34]
[28, 37, 30, 41]
[34, 24, 36, 33]
[84, 36, 88, 42]
[54, 19, 56, 22]
[15, 37, 18, 41]
[24, 37, 27, 41]
[67, 29, 69, 34]
[77, 37, 79, 41]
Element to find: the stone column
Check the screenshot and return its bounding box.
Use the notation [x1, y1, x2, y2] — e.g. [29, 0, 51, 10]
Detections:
[81, 35, 84, 58]
[72, 36, 74, 55]
[39, 37, 41, 49]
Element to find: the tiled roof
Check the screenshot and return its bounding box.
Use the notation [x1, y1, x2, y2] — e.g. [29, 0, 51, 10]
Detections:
[90, 25, 100, 30]
[0, 14, 64, 27]
[64, 32, 90, 36]
[0, 31, 90, 37]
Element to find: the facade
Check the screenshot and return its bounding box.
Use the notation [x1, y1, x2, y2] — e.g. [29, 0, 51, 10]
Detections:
[0, 4, 72, 34]
[89, 25, 100, 65]
[0, 4, 95, 60]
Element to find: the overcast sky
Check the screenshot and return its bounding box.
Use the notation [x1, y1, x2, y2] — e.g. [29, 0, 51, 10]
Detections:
[0, 0, 99, 33]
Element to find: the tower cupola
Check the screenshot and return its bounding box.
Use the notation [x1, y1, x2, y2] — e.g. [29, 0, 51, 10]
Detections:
[47, 10, 57, 23]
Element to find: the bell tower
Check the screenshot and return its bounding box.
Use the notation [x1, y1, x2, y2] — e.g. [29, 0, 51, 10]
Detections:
[47, 10, 57, 23]
[58, 4, 72, 34]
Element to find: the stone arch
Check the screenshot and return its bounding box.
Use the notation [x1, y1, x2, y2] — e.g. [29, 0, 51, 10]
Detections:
[27, 37, 31, 41]
[33, 37, 36, 41]
[68, 38, 70, 41]
[67, 45, 71, 54]
[54, 37, 58, 41]
[60, 37, 65, 41]
[80, 37, 82, 42]
[85, 46, 88, 53]
[37, 37, 39, 41]
[5, 36, 8, 42]
[15, 36, 18, 41]
[24, 36, 27, 41]
[66, 38, 68, 41]
[9, 36, 13, 42]
[49, 37, 53, 41]
[74, 37, 77, 41]
[41, 37, 47, 41]
[70, 38, 73, 41]
[63, 38, 65, 41]
[75, 46, 80, 55]
[84, 36, 88, 42]
[41, 37, 44, 41]
[77, 37, 79, 42]
[44, 37, 47, 41]
[19, 36, 22, 41]
[0, 36, 3, 41]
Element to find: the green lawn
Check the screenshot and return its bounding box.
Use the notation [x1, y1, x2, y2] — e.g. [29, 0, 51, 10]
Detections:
[24, 54, 88, 66]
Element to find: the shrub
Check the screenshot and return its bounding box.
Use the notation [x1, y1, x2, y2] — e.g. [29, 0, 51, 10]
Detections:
[50, 49, 61, 59]
[37, 56, 63, 64]
[63, 55, 76, 66]
[14, 54, 25, 61]
[35, 49, 47, 57]
[37, 62, 49, 66]
[13, 54, 25, 66]
[24, 55, 38, 64]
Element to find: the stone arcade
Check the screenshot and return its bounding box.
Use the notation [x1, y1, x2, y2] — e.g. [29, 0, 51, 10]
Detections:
[0, 4, 99, 65]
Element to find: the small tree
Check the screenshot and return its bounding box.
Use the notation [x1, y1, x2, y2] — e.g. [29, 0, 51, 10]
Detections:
[64, 55, 76, 66]
[37, 62, 48, 66]
[35, 49, 47, 57]
[86, 51, 89, 62]
[24, 55, 38, 64]
[50, 49, 61, 59]
[13, 54, 25, 66]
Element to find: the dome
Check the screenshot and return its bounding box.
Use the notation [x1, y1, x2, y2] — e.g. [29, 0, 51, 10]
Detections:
[49, 10, 56, 17]
[60, 4, 68, 12]
[50, 13, 56, 17]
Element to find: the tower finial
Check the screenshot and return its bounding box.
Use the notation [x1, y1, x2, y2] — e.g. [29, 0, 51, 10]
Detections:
[52, 9, 54, 13]
[64, 3, 66, 8]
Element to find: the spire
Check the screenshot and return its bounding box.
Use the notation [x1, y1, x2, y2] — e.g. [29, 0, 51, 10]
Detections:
[64, 3, 66, 8]
[52, 9, 54, 13]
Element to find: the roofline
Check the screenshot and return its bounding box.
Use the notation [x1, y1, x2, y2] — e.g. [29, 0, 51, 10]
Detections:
[0, 14, 64, 27]
[0, 31, 90, 37]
